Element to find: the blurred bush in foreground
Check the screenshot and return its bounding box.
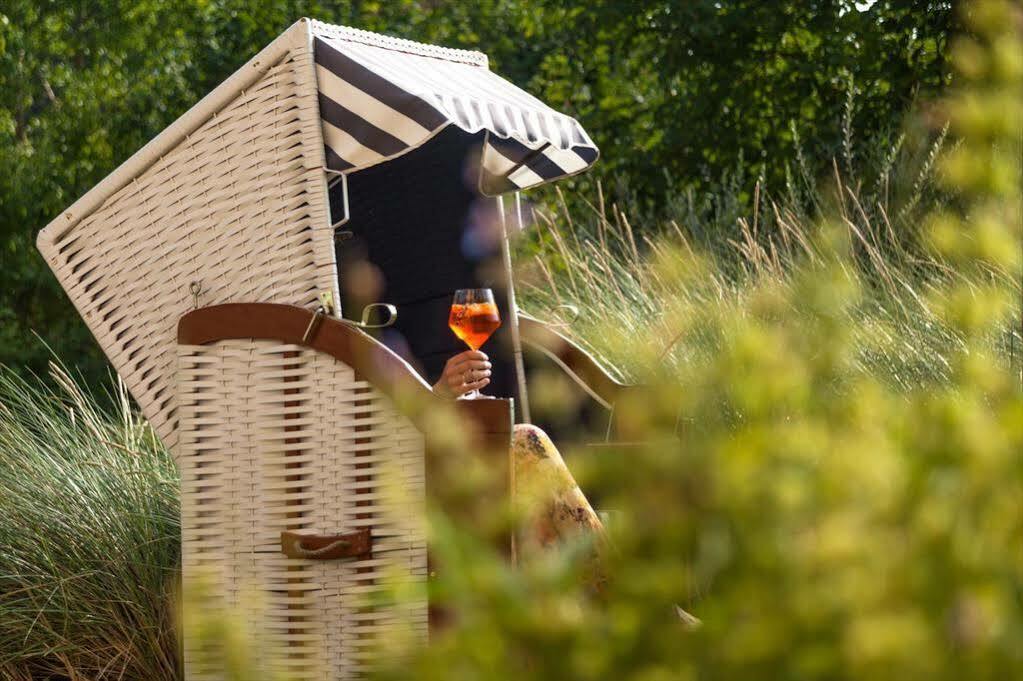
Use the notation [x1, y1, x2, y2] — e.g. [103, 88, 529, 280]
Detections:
[0, 364, 179, 680]
[386, 1, 1023, 679]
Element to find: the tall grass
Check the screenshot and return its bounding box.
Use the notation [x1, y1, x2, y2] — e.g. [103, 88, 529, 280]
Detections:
[520, 122, 1021, 391]
[0, 364, 178, 680]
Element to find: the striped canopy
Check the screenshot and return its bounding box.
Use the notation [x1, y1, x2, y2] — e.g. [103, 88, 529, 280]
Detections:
[311, 22, 599, 196]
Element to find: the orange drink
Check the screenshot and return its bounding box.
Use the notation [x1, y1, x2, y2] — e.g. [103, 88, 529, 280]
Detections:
[449, 289, 501, 398]
[449, 302, 501, 351]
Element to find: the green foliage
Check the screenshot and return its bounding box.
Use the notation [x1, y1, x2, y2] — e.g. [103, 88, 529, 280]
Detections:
[518, 114, 979, 390]
[0, 1, 207, 385]
[396, 3, 1023, 679]
[1, 1, 1021, 679]
[0, 0, 954, 388]
[0, 363, 178, 679]
[181, 579, 292, 681]
[540, 1, 956, 201]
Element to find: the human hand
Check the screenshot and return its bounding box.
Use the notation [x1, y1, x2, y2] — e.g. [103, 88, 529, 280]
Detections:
[433, 350, 492, 399]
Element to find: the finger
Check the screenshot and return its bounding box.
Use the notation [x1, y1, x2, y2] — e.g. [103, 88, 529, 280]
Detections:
[448, 351, 488, 367]
[454, 350, 488, 363]
[460, 367, 492, 383]
[458, 377, 490, 394]
[449, 357, 493, 374]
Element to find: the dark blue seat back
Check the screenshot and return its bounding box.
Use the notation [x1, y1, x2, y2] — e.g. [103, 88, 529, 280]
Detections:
[331, 127, 520, 408]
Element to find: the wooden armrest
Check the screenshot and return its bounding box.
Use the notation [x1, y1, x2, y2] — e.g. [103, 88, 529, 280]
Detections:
[518, 313, 631, 408]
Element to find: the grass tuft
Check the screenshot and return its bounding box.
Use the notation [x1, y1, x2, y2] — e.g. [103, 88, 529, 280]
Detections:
[0, 363, 179, 680]
[519, 126, 1021, 390]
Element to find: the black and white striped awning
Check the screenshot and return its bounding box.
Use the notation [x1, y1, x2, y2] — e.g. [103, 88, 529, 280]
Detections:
[311, 22, 599, 196]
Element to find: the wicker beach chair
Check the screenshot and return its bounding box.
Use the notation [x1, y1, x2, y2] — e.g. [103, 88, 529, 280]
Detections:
[37, 19, 625, 679]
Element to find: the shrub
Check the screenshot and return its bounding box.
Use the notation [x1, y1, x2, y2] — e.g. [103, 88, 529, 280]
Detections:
[393, 1, 1023, 679]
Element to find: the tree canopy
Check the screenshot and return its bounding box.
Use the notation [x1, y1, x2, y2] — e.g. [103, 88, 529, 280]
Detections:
[0, 0, 956, 384]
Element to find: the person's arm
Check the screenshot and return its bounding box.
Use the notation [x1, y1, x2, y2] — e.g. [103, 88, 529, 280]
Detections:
[433, 350, 492, 398]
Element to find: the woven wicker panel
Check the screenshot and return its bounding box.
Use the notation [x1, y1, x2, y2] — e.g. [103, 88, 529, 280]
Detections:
[176, 339, 427, 680]
[38, 41, 334, 450]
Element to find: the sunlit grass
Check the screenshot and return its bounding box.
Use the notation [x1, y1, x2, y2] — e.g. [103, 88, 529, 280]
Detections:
[0, 364, 178, 680]
[519, 125, 1021, 390]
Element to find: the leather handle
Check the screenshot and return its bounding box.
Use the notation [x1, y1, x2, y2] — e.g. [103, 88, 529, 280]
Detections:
[280, 529, 371, 560]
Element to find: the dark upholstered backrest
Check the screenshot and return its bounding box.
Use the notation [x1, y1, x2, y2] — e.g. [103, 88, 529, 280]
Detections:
[331, 127, 520, 408]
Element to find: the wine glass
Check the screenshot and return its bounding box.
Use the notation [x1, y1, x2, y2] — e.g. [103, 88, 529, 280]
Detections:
[448, 288, 501, 399]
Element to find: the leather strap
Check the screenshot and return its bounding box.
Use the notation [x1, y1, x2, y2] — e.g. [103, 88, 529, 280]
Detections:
[280, 529, 372, 560]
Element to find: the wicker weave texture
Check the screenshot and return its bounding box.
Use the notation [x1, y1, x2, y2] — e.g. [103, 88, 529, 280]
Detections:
[177, 339, 427, 680]
[38, 41, 335, 450]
